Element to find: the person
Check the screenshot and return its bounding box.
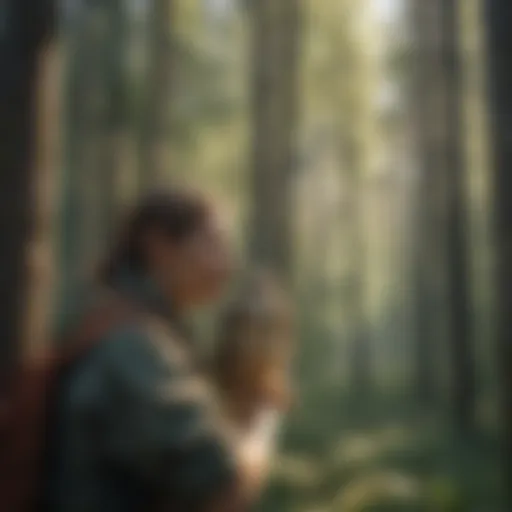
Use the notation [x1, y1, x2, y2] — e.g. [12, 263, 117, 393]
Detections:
[42, 188, 270, 511]
[212, 271, 294, 477]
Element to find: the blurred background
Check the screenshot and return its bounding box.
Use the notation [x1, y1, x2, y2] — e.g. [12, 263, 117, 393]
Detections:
[1, 0, 511, 510]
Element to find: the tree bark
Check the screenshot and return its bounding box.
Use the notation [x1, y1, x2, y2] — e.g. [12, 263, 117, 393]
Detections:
[483, 0, 512, 493]
[20, 39, 61, 361]
[139, 0, 175, 191]
[249, 0, 301, 283]
[409, 0, 448, 405]
[439, 0, 476, 429]
[57, 5, 105, 326]
[98, 0, 129, 240]
[335, 4, 372, 396]
[0, 0, 56, 374]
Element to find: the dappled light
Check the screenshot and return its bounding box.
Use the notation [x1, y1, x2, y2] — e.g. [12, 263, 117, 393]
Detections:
[1, 0, 511, 510]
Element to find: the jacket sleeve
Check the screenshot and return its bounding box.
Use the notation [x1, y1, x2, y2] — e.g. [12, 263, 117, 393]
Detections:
[97, 326, 239, 509]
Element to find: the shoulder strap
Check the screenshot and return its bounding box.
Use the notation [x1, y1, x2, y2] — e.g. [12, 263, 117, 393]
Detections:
[58, 294, 140, 366]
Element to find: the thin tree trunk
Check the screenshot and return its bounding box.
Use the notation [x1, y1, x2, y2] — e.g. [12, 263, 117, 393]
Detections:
[0, 0, 56, 374]
[483, 0, 512, 495]
[57, 6, 103, 327]
[98, 0, 129, 241]
[249, 0, 301, 282]
[57, 2, 130, 331]
[21, 38, 61, 361]
[440, 0, 476, 429]
[139, 0, 175, 191]
[335, 3, 372, 395]
[57, 3, 122, 331]
[409, 0, 448, 405]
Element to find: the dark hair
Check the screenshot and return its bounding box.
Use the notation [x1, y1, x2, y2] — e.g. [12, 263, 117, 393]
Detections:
[99, 188, 211, 284]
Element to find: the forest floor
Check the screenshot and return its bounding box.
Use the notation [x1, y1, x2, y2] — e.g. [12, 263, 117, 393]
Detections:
[259, 395, 504, 512]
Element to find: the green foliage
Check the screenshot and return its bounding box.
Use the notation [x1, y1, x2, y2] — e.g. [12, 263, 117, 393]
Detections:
[57, 0, 503, 510]
[260, 397, 503, 511]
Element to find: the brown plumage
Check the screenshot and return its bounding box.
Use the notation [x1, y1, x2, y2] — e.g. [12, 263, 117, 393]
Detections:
[213, 270, 294, 428]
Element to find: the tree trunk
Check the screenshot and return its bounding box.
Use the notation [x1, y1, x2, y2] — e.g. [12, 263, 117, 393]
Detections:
[248, 0, 301, 282]
[0, 0, 56, 374]
[409, 0, 448, 405]
[57, 6, 105, 327]
[335, 3, 372, 395]
[20, 38, 61, 361]
[139, 0, 175, 191]
[57, 1, 129, 332]
[98, 0, 129, 241]
[483, 0, 512, 493]
[440, 0, 476, 429]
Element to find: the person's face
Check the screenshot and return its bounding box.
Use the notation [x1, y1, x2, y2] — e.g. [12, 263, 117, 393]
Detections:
[152, 214, 233, 309]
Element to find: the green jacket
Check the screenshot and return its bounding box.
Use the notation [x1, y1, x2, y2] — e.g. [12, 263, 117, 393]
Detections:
[44, 271, 236, 511]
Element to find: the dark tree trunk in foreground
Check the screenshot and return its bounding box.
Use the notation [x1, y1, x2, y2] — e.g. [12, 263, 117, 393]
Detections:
[249, 0, 301, 281]
[139, 0, 175, 191]
[483, 0, 512, 494]
[440, 0, 476, 429]
[0, 0, 56, 375]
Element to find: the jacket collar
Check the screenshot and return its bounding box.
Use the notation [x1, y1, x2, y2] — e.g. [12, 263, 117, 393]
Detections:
[111, 267, 191, 340]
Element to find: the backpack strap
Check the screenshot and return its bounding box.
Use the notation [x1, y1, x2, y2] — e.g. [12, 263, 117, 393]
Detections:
[58, 294, 140, 365]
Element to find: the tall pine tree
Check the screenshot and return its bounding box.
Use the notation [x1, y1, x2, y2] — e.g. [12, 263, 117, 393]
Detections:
[484, 0, 512, 493]
[0, 0, 56, 372]
[249, 0, 301, 282]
